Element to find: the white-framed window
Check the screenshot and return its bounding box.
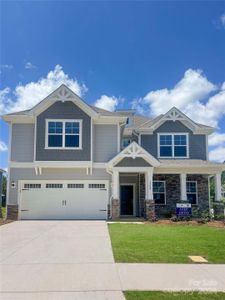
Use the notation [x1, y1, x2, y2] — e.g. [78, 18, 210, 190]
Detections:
[67, 183, 84, 189]
[186, 181, 198, 205]
[89, 184, 106, 189]
[46, 183, 63, 188]
[122, 137, 131, 149]
[45, 119, 82, 149]
[158, 133, 189, 158]
[24, 184, 41, 189]
[153, 181, 166, 205]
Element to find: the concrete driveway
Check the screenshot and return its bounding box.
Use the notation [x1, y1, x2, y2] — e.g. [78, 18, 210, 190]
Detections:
[0, 221, 125, 300]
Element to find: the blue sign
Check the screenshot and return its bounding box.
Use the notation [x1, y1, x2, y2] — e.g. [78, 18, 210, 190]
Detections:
[176, 203, 192, 217]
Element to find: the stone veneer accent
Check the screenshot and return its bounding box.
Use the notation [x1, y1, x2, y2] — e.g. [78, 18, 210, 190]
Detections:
[153, 174, 209, 218]
[145, 199, 155, 220]
[111, 199, 120, 220]
[7, 205, 18, 220]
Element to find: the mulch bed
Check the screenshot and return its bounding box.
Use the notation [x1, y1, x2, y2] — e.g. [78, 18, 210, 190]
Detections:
[145, 219, 225, 228]
[0, 219, 14, 226]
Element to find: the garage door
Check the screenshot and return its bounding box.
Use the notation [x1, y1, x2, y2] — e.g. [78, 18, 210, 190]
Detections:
[20, 181, 109, 220]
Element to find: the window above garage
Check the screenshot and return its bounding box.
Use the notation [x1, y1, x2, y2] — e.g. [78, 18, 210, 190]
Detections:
[45, 119, 82, 149]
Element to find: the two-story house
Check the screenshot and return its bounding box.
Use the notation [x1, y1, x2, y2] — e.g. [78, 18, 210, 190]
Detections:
[3, 84, 224, 220]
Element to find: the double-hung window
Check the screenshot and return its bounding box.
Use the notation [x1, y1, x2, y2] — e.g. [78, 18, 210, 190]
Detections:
[46, 120, 82, 149]
[153, 181, 166, 204]
[186, 181, 198, 205]
[159, 133, 188, 158]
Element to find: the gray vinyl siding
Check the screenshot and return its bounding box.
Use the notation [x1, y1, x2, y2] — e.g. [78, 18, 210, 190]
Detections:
[8, 168, 111, 205]
[93, 124, 118, 162]
[11, 124, 34, 162]
[141, 121, 207, 160]
[115, 157, 151, 167]
[36, 101, 91, 161]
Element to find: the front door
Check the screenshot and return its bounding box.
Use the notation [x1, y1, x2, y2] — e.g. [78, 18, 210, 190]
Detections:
[120, 185, 134, 216]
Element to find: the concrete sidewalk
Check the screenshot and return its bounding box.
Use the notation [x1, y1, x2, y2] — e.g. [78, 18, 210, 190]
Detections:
[117, 263, 225, 292]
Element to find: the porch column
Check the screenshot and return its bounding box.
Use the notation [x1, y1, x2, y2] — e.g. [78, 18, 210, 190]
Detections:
[215, 173, 222, 201]
[145, 170, 155, 220]
[180, 173, 187, 201]
[112, 170, 120, 219]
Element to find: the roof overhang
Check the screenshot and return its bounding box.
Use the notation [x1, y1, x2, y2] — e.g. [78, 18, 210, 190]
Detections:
[137, 107, 214, 135]
[107, 141, 160, 170]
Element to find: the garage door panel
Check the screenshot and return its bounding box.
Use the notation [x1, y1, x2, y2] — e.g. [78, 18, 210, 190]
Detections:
[20, 181, 109, 220]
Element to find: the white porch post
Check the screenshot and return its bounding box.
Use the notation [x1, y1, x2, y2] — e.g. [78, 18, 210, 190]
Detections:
[180, 173, 187, 201]
[112, 170, 119, 199]
[145, 170, 153, 200]
[215, 173, 222, 201]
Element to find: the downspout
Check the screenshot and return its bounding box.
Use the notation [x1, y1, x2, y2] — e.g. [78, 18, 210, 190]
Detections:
[106, 167, 113, 219]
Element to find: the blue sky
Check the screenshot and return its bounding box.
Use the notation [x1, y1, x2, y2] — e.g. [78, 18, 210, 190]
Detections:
[0, 1, 225, 170]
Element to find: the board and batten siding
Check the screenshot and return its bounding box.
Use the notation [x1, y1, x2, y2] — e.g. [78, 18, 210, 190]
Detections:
[11, 124, 34, 162]
[141, 120, 207, 160]
[8, 168, 111, 205]
[93, 124, 118, 162]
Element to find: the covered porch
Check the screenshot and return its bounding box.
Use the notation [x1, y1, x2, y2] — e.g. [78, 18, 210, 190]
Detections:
[107, 142, 224, 220]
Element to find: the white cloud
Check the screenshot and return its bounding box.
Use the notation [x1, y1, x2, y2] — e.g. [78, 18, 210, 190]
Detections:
[0, 65, 87, 115]
[135, 69, 225, 128]
[221, 13, 225, 28]
[0, 140, 8, 152]
[209, 147, 225, 163]
[25, 61, 37, 69]
[95, 95, 120, 111]
[209, 133, 225, 147]
[0, 64, 13, 70]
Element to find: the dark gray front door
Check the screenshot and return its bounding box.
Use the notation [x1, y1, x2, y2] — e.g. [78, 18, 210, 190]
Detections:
[120, 185, 134, 215]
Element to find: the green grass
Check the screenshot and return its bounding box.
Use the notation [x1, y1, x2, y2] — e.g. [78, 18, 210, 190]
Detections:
[124, 291, 225, 300]
[0, 207, 6, 218]
[108, 223, 225, 263]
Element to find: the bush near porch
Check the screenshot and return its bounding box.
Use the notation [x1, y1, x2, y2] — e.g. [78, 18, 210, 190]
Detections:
[108, 223, 225, 263]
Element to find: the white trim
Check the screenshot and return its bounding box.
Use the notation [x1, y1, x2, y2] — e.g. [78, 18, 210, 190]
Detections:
[157, 133, 189, 159]
[153, 180, 166, 205]
[94, 117, 127, 125]
[6, 123, 12, 212]
[45, 119, 82, 150]
[113, 167, 153, 173]
[215, 173, 222, 201]
[117, 124, 120, 152]
[108, 141, 160, 169]
[120, 183, 136, 216]
[186, 180, 198, 205]
[180, 173, 187, 201]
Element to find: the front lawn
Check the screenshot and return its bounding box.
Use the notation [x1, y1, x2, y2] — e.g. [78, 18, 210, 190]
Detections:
[124, 291, 225, 300]
[108, 223, 225, 263]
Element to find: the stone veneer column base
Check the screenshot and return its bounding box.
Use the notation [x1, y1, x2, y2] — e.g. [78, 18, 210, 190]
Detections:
[7, 205, 19, 220]
[145, 199, 155, 220]
[111, 199, 120, 220]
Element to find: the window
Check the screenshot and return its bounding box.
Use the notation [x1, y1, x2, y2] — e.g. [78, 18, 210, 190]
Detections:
[122, 138, 131, 149]
[24, 184, 41, 189]
[46, 120, 82, 149]
[153, 181, 166, 204]
[186, 181, 198, 205]
[89, 184, 105, 189]
[159, 134, 188, 158]
[46, 183, 63, 188]
[67, 183, 84, 189]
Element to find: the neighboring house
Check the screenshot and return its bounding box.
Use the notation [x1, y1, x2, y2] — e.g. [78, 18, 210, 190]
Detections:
[2, 84, 225, 220]
[0, 168, 5, 207]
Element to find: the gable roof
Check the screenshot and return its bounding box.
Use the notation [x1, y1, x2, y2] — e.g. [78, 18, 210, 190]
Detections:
[107, 141, 160, 169]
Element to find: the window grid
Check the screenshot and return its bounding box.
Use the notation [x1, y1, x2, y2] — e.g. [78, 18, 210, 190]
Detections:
[24, 184, 41, 189]
[159, 133, 188, 158]
[67, 183, 84, 189]
[46, 183, 63, 189]
[186, 181, 198, 205]
[153, 181, 166, 205]
[89, 184, 106, 189]
[46, 120, 82, 149]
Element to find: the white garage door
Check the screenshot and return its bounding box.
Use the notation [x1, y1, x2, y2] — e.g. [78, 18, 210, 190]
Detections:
[20, 181, 109, 220]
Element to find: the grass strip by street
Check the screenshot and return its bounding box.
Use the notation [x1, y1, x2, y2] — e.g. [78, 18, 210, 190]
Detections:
[124, 291, 225, 300]
[108, 223, 225, 263]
